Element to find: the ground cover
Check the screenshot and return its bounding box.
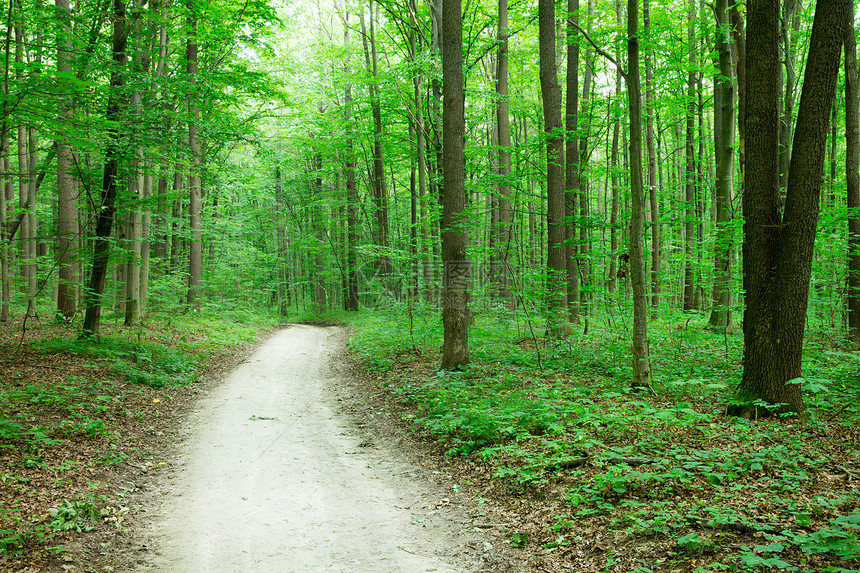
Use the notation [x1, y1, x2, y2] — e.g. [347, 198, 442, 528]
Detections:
[0, 308, 274, 571]
[348, 305, 860, 573]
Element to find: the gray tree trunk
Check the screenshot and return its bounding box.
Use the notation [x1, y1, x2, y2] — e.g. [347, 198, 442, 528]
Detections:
[845, 16, 860, 348]
[186, 13, 203, 308]
[440, 0, 470, 369]
[56, 0, 77, 320]
[708, 0, 736, 328]
[627, 0, 652, 390]
[539, 0, 567, 330]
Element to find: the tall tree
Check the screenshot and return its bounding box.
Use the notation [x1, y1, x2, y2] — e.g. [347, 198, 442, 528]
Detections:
[708, 0, 736, 328]
[361, 3, 391, 276]
[186, 5, 202, 308]
[55, 0, 77, 320]
[644, 0, 659, 315]
[846, 14, 860, 348]
[565, 0, 581, 319]
[343, 9, 358, 311]
[492, 0, 514, 302]
[440, 0, 470, 369]
[1, 3, 12, 322]
[540, 0, 567, 328]
[627, 0, 652, 390]
[82, 0, 131, 337]
[577, 0, 595, 316]
[683, 0, 697, 311]
[734, 0, 849, 415]
[608, 0, 622, 297]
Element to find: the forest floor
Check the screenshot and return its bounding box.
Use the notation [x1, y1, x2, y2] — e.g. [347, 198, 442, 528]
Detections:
[0, 320, 520, 572]
[348, 310, 860, 573]
[0, 310, 858, 572]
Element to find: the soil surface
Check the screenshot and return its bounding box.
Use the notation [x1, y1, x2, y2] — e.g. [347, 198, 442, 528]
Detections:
[129, 324, 516, 573]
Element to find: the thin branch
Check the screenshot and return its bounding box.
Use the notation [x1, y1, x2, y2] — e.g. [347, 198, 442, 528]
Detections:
[568, 19, 627, 81]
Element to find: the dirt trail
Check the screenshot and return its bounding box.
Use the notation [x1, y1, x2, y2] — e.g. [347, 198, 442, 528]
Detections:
[134, 325, 508, 573]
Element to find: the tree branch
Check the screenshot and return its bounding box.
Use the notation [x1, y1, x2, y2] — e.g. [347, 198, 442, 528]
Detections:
[568, 19, 627, 81]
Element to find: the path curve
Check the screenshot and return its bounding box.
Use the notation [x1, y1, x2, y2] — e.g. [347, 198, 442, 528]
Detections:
[135, 324, 506, 573]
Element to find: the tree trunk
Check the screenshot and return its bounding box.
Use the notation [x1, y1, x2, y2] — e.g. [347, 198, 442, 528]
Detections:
[731, 5, 746, 186]
[644, 0, 659, 317]
[274, 167, 289, 314]
[708, 0, 736, 328]
[564, 0, 580, 320]
[360, 4, 391, 277]
[440, 0, 470, 369]
[608, 0, 622, 297]
[0, 132, 8, 322]
[408, 15, 431, 302]
[186, 10, 202, 308]
[313, 148, 327, 312]
[56, 0, 76, 320]
[343, 10, 359, 312]
[170, 168, 183, 273]
[683, 0, 696, 312]
[734, 0, 849, 416]
[539, 0, 567, 329]
[492, 0, 514, 303]
[627, 0, 652, 390]
[847, 15, 860, 348]
[124, 165, 142, 326]
[139, 167, 151, 317]
[577, 0, 594, 316]
[82, 0, 130, 338]
[124, 85, 144, 326]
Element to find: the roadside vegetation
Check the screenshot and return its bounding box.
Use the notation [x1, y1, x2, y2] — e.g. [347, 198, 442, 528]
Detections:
[0, 298, 857, 573]
[0, 308, 275, 570]
[349, 305, 860, 573]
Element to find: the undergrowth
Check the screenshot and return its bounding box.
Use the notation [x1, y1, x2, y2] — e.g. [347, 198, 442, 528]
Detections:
[0, 307, 275, 563]
[349, 304, 860, 572]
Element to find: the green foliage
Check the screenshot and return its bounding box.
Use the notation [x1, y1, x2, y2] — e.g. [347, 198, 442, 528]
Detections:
[349, 309, 860, 571]
[510, 532, 529, 547]
[35, 337, 197, 389]
[47, 500, 99, 533]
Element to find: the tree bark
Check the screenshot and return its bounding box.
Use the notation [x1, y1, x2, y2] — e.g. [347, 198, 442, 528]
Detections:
[56, 0, 77, 320]
[683, 0, 696, 312]
[778, 0, 801, 194]
[360, 4, 391, 277]
[847, 14, 860, 348]
[577, 0, 594, 316]
[608, 0, 623, 297]
[343, 10, 358, 312]
[627, 0, 652, 390]
[82, 0, 130, 337]
[735, 0, 849, 416]
[492, 0, 514, 303]
[731, 5, 746, 185]
[440, 0, 470, 369]
[708, 0, 736, 328]
[540, 0, 567, 329]
[644, 0, 659, 317]
[186, 8, 202, 308]
[564, 0, 580, 319]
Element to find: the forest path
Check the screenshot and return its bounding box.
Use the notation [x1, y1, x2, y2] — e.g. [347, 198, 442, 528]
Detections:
[134, 324, 505, 573]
